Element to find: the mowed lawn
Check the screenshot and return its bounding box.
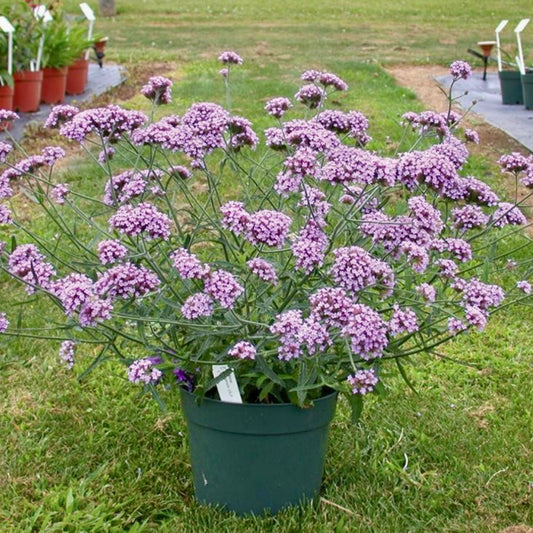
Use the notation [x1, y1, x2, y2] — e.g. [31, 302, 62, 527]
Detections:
[1, 1, 532, 532]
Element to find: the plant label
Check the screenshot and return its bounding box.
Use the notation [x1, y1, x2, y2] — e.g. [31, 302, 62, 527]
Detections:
[79, 3, 96, 21]
[0, 16, 14, 33]
[212, 365, 243, 404]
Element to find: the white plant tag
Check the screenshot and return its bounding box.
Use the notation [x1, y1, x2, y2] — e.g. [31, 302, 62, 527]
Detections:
[0, 16, 14, 33]
[212, 365, 243, 404]
[79, 2, 96, 21]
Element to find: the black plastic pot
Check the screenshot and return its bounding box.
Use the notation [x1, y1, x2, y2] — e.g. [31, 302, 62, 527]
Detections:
[180, 388, 338, 515]
[521, 72, 533, 110]
[498, 70, 524, 105]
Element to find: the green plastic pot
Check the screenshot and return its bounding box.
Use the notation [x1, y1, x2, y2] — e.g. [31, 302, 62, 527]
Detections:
[498, 70, 523, 105]
[520, 72, 533, 110]
[180, 388, 338, 515]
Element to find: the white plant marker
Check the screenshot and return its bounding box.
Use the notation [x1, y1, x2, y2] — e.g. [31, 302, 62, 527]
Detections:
[79, 3, 96, 60]
[34, 6, 53, 72]
[212, 365, 243, 404]
[0, 16, 14, 76]
[515, 18, 530, 75]
[495, 20, 508, 72]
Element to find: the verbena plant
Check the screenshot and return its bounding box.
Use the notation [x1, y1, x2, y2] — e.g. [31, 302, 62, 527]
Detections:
[0, 56, 531, 418]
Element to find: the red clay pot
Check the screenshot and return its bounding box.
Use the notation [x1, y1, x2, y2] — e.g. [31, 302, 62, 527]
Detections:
[0, 84, 14, 131]
[66, 58, 89, 95]
[41, 66, 68, 104]
[13, 70, 43, 113]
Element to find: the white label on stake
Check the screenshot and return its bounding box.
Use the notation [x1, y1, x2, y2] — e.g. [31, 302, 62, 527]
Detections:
[0, 16, 14, 33]
[212, 365, 243, 404]
[80, 2, 96, 21]
[515, 19, 530, 34]
[495, 20, 508, 34]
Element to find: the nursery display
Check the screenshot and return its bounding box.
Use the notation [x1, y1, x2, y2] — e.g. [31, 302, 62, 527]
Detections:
[0, 56, 532, 514]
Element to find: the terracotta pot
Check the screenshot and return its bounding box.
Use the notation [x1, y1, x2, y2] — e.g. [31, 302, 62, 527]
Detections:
[13, 70, 43, 113]
[66, 58, 89, 95]
[41, 66, 68, 105]
[0, 84, 14, 131]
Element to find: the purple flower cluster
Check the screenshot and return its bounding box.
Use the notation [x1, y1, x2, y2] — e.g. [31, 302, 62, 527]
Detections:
[245, 209, 292, 248]
[0, 312, 8, 333]
[341, 304, 388, 360]
[0, 141, 12, 163]
[103, 169, 162, 205]
[265, 97, 292, 118]
[181, 292, 214, 319]
[247, 258, 278, 284]
[449, 60, 472, 80]
[227, 116, 259, 151]
[59, 105, 147, 142]
[517, 280, 532, 295]
[295, 84, 326, 109]
[97, 239, 128, 265]
[0, 109, 19, 123]
[59, 340, 76, 369]
[8, 244, 55, 294]
[0, 204, 12, 225]
[44, 104, 79, 128]
[171, 248, 210, 279]
[309, 287, 354, 328]
[270, 310, 303, 361]
[218, 50, 243, 65]
[452, 204, 489, 231]
[228, 341, 256, 360]
[417, 283, 436, 302]
[300, 70, 348, 91]
[389, 305, 419, 336]
[498, 152, 529, 174]
[95, 263, 161, 300]
[50, 183, 69, 205]
[128, 358, 163, 385]
[109, 202, 172, 240]
[330, 246, 395, 294]
[141, 76, 173, 105]
[492, 202, 527, 228]
[204, 270, 244, 309]
[291, 221, 328, 273]
[347, 368, 379, 395]
[315, 110, 370, 144]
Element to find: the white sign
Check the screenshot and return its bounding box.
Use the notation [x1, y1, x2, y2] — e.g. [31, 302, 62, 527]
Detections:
[212, 365, 243, 404]
[79, 2, 96, 21]
[515, 19, 530, 75]
[0, 16, 14, 33]
[514, 18, 530, 34]
[34, 5, 53, 23]
[495, 20, 508, 34]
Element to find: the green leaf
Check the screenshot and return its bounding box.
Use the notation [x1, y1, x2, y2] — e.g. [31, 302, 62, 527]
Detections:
[396, 358, 418, 394]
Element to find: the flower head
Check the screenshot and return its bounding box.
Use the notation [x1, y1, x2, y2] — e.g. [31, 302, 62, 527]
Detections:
[449, 60, 472, 80]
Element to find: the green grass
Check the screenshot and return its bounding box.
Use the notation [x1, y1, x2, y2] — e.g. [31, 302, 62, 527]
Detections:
[1, 1, 533, 531]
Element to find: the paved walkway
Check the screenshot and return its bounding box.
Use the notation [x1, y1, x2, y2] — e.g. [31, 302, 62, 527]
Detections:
[436, 72, 533, 153]
[2, 63, 125, 142]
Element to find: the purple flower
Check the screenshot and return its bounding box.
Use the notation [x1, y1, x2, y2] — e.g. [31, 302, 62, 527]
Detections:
[8, 244, 55, 293]
[78, 297, 113, 327]
[218, 50, 243, 65]
[297, 318, 331, 355]
[59, 340, 76, 369]
[98, 146, 115, 163]
[168, 165, 192, 180]
[295, 84, 326, 109]
[389, 305, 419, 336]
[452, 204, 489, 231]
[449, 60, 472, 80]
[0, 312, 8, 333]
[52, 273, 94, 315]
[247, 258, 278, 284]
[95, 262, 161, 300]
[128, 358, 163, 385]
[245, 209, 292, 248]
[219, 68, 228, 78]
[0, 204, 12, 225]
[436, 259, 458, 278]
[50, 183, 69, 205]
[347, 368, 379, 395]
[181, 292, 214, 319]
[341, 304, 388, 360]
[463, 177, 499, 206]
[400, 241, 430, 273]
[228, 341, 256, 360]
[291, 221, 328, 273]
[408, 196, 444, 235]
[270, 310, 303, 340]
[265, 97, 292, 118]
[44, 104, 79, 128]
[464, 129, 480, 144]
[174, 367, 194, 391]
[227, 116, 259, 151]
[448, 317, 467, 336]
[309, 287, 354, 328]
[171, 248, 210, 279]
[498, 152, 529, 174]
[445, 238, 472, 262]
[463, 279, 505, 311]
[517, 280, 532, 294]
[417, 283, 436, 302]
[204, 270, 244, 309]
[492, 202, 527, 228]
[465, 305, 487, 331]
[97, 240, 128, 265]
[220, 201, 251, 235]
[0, 109, 19, 123]
[0, 141, 12, 163]
[141, 76, 173, 105]
[109, 202, 172, 240]
[41, 146, 66, 166]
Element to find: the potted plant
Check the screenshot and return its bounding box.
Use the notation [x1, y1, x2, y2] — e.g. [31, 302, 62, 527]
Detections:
[40, 9, 84, 105]
[520, 67, 533, 110]
[497, 46, 524, 105]
[4, 0, 43, 112]
[0, 31, 14, 116]
[0, 58, 531, 515]
[65, 24, 93, 95]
